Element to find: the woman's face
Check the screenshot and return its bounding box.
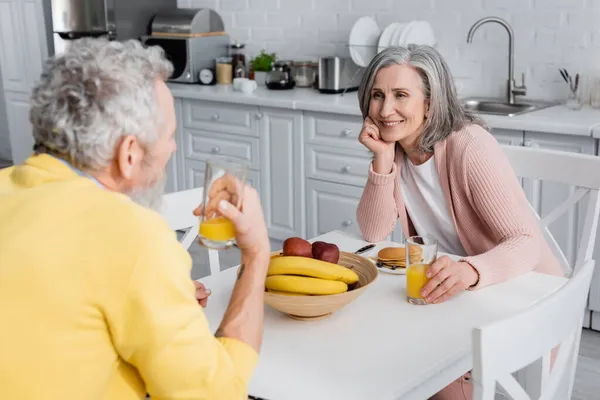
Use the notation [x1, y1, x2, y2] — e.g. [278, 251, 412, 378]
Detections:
[367, 64, 429, 146]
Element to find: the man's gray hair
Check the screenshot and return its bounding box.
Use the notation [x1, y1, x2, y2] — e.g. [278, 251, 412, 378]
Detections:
[29, 37, 173, 171]
[358, 45, 486, 153]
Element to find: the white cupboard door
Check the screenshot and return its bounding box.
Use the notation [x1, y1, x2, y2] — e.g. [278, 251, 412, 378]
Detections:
[306, 179, 364, 238]
[0, 0, 28, 92]
[5, 92, 33, 165]
[259, 108, 305, 240]
[20, 0, 49, 86]
[521, 132, 596, 268]
[491, 128, 524, 146]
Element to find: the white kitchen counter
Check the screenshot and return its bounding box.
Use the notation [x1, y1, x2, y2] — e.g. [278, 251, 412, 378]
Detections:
[168, 83, 600, 137]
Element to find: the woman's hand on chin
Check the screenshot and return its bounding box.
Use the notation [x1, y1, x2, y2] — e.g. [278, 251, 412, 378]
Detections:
[359, 116, 396, 174]
[420, 256, 479, 304]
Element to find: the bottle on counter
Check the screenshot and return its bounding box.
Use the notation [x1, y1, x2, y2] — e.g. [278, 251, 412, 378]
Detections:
[231, 43, 247, 79]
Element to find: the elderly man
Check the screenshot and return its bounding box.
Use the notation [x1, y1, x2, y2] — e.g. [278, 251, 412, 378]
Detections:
[0, 38, 271, 399]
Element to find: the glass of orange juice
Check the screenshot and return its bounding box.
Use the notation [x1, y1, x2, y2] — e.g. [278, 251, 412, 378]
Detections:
[197, 156, 249, 250]
[405, 236, 437, 305]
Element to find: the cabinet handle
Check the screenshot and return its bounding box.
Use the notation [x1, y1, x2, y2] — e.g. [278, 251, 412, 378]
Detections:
[255, 112, 264, 120]
[211, 146, 221, 154]
[341, 129, 352, 137]
[342, 220, 353, 227]
[341, 165, 352, 173]
[523, 140, 532, 147]
[212, 113, 220, 121]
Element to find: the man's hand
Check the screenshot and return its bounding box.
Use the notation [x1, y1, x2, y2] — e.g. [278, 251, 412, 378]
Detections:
[420, 256, 479, 304]
[193, 280, 211, 308]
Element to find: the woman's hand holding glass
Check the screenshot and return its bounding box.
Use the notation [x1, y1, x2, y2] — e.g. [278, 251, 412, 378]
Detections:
[420, 256, 479, 304]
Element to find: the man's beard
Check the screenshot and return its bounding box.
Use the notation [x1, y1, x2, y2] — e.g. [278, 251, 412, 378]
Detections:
[127, 170, 167, 212]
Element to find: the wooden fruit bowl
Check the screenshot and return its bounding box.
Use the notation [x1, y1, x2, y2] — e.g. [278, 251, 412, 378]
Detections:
[263, 251, 378, 321]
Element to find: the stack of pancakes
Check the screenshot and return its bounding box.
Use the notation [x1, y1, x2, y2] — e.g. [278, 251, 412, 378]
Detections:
[376, 246, 423, 270]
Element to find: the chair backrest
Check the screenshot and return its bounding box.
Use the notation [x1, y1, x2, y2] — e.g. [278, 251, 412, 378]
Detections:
[160, 188, 220, 276]
[501, 145, 600, 276]
[472, 259, 595, 400]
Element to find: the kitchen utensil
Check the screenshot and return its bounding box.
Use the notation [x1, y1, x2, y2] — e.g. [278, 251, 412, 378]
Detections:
[265, 61, 295, 90]
[240, 79, 257, 95]
[348, 16, 381, 67]
[262, 251, 378, 320]
[292, 61, 317, 87]
[354, 244, 375, 254]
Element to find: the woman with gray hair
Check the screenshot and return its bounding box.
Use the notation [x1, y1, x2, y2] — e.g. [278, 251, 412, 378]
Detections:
[355, 45, 562, 399]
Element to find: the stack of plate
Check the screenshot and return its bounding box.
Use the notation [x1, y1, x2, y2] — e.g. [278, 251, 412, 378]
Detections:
[349, 17, 437, 68]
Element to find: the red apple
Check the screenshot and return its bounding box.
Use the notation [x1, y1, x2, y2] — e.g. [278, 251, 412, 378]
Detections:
[311, 241, 340, 264]
[282, 237, 312, 258]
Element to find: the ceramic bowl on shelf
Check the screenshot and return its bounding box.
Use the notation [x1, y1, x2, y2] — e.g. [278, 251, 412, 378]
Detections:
[262, 251, 378, 321]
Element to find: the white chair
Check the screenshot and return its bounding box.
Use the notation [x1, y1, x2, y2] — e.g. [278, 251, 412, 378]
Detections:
[160, 187, 220, 277]
[501, 145, 600, 277]
[471, 259, 595, 400]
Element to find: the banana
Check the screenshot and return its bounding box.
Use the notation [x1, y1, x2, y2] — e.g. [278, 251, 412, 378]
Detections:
[266, 289, 305, 296]
[265, 275, 348, 295]
[267, 256, 359, 284]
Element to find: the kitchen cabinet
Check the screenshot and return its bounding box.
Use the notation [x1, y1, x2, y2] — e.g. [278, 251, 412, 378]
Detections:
[0, 0, 29, 93]
[183, 159, 260, 194]
[490, 128, 524, 146]
[178, 99, 304, 241]
[0, 0, 49, 164]
[259, 107, 305, 240]
[4, 92, 34, 166]
[306, 179, 363, 238]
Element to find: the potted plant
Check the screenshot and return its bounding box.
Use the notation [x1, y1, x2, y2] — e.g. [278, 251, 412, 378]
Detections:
[251, 50, 275, 86]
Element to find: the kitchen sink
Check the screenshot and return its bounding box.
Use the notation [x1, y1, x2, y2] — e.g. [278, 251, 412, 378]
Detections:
[461, 98, 555, 117]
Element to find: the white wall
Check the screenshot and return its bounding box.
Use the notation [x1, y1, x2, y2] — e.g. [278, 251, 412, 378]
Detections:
[178, 0, 600, 101]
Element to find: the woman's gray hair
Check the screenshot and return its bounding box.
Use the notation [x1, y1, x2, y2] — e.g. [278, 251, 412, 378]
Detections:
[29, 37, 173, 171]
[358, 44, 486, 153]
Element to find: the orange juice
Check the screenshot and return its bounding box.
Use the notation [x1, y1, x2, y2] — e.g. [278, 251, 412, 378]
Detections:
[406, 263, 431, 299]
[199, 217, 235, 241]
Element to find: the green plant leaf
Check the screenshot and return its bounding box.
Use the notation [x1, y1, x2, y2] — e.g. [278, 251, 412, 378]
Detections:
[251, 49, 276, 72]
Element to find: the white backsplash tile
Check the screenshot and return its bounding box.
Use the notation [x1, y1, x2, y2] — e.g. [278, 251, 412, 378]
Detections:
[178, 0, 600, 100]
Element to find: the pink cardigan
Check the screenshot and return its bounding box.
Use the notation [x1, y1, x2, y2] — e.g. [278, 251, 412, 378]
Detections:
[356, 124, 563, 289]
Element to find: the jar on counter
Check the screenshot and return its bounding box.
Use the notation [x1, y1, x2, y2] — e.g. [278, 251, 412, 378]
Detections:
[231, 43, 247, 79]
[292, 61, 317, 88]
[216, 57, 233, 84]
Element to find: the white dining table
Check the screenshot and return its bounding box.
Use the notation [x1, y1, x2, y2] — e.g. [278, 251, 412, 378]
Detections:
[198, 230, 567, 400]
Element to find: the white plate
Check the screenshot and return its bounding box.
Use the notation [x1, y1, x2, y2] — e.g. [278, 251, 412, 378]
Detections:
[377, 22, 403, 53]
[349, 16, 381, 67]
[404, 20, 436, 46]
[390, 22, 409, 48]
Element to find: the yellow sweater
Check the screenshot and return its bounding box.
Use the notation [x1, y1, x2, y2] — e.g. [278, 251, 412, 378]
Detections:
[0, 154, 257, 400]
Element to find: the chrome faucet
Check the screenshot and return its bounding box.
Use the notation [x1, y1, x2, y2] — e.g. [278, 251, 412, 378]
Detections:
[466, 17, 526, 104]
